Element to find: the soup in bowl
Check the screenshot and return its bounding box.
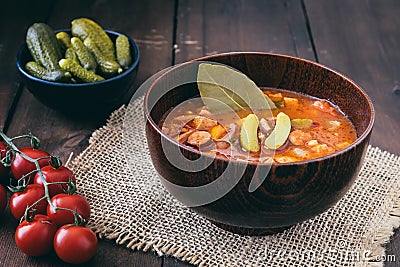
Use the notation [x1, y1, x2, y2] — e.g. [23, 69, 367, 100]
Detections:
[144, 52, 374, 235]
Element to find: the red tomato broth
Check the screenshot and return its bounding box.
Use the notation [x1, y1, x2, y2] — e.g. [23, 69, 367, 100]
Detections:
[160, 88, 357, 163]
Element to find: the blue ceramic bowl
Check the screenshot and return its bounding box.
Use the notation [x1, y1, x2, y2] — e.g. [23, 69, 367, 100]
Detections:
[16, 30, 140, 113]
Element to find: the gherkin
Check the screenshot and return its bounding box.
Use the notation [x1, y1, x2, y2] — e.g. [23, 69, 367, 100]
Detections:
[26, 23, 63, 70]
[116, 34, 132, 69]
[71, 18, 116, 61]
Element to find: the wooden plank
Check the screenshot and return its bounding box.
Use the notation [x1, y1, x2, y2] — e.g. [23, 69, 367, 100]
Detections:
[1, 0, 175, 266]
[304, 0, 400, 154]
[48, 0, 174, 86]
[7, 0, 175, 161]
[304, 1, 400, 266]
[164, 256, 193, 267]
[164, 0, 315, 266]
[175, 0, 314, 63]
[0, 202, 161, 266]
[0, 0, 53, 130]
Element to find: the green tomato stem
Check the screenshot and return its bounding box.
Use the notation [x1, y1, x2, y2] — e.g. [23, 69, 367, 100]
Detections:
[0, 131, 79, 224]
[9, 134, 32, 142]
[54, 207, 86, 226]
[23, 195, 47, 222]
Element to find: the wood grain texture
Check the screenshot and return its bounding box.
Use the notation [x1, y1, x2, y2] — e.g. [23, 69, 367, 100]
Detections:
[0, 191, 164, 267]
[304, 0, 400, 155]
[7, 0, 175, 161]
[0, 0, 53, 130]
[175, 0, 314, 63]
[304, 2, 400, 266]
[1, 0, 174, 266]
[48, 0, 175, 86]
[0, 0, 398, 266]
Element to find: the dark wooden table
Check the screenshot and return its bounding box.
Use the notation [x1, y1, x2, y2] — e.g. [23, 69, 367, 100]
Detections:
[0, 0, 399, 266]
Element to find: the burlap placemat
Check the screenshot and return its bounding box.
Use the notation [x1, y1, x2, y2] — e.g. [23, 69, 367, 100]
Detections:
[69, 96, 400, 267]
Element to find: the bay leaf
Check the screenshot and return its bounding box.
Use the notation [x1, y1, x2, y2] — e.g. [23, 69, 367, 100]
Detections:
[197, 63, 276, 113]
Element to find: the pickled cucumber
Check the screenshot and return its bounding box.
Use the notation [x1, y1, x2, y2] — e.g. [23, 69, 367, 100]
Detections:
[115, 34, 132, 69]
[240, 114, 260, 153]
[291, 118, 313, 128]
[56, 31, 72, 51]
[25, 61, 71, 82]
[59, 58, 104, 83]
[65, 47, 80, 65]
[71, 18, 116, 61]
[264, 112, 291, 149]
[84, 37, 122, 77]
[26, 23, 63, 70]
[71, 37, 97, 72]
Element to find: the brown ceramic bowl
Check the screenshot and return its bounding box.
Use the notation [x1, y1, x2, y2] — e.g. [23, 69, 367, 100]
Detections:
[144, 52, 374, 235]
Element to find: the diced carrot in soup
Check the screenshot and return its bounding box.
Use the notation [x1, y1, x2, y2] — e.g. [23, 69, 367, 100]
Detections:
[161, 88, 357, 163]
[210, 125, 227, 140]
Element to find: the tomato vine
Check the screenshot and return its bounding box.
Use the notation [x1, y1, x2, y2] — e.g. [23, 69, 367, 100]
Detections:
[0, 131, 83, 224]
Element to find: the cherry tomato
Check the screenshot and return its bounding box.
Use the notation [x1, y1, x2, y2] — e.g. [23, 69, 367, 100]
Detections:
[47, 193, 91, 226]
[0, 142, 9, 180]
[10, 184, 47, 220]
[0, 185, 7, 213]
[11, 147, 50, 181]
[54, 225, 97, 264]
[15, 214, 58, 256]
[34, 165, 75, 197]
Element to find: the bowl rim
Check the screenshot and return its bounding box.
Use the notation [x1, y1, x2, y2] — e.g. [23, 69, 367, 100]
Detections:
[16, 29, 140, 88]
[144, 51, 375, 166]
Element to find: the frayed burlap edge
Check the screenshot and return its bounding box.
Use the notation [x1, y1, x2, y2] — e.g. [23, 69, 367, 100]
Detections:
[74, 106, 208, 266]
[365, 184, 400, 267]
[362, 148, 400, 267]
[69, 104, 400, 267]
